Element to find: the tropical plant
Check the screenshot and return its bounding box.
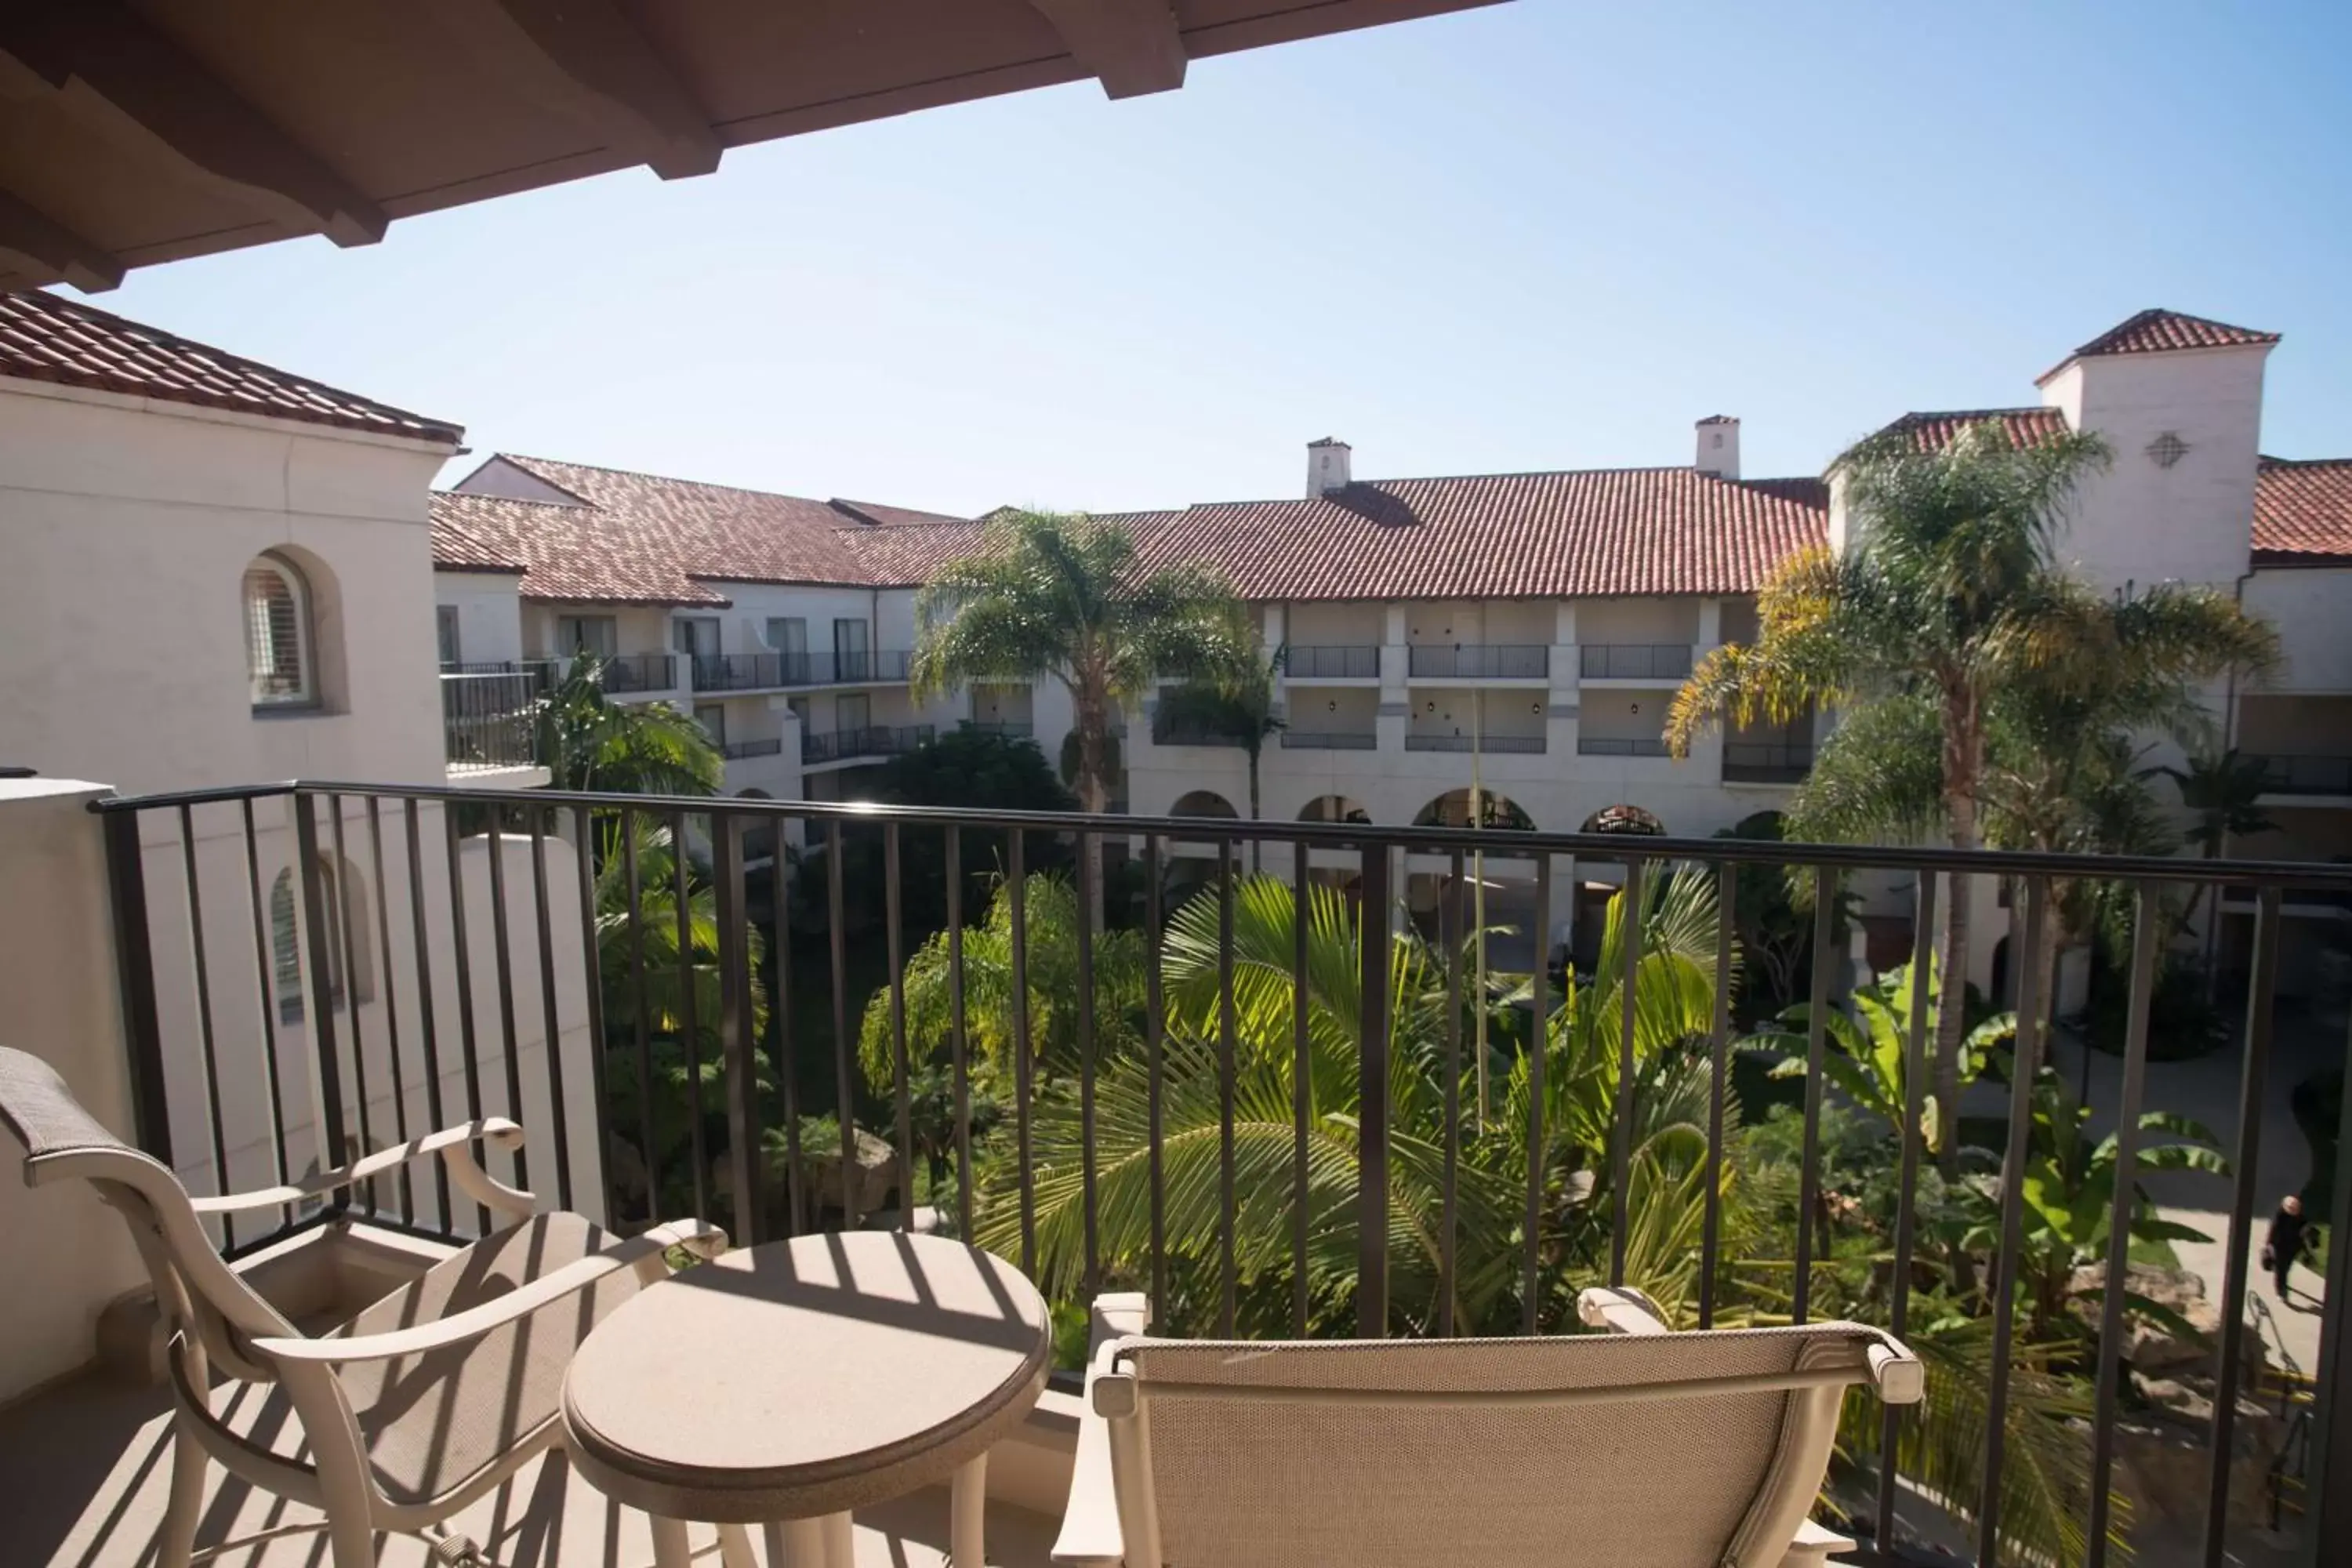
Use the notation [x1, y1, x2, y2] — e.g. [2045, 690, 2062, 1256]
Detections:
[1668, 419, 2114, 1167]
[2162, 747, 2279, 973]
[910, 510, 1257, 914]
[534, 653, 725, 797]
[1153, 650, 1286, 868]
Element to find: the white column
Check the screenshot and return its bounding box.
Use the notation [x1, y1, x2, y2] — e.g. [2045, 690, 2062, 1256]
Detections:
[1377, 601, 1409, 751]
[1548, 600, 1581, 757]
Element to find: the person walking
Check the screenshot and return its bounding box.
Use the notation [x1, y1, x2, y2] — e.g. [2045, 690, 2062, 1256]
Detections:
[2263, 1193, 2308, 1301]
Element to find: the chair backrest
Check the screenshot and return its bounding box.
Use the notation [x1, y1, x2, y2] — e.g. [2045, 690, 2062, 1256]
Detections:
[0, 1046, 298, 1381]
[1104, 1323, 1896, 1568]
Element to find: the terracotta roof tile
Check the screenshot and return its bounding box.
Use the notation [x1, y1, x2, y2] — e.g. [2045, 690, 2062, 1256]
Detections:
[430, 489, 729, 605]
[2037, 309, 2280, 384]
[0, 289, 462, 444]
[2253, 458, 2352, 566]
[1878, 407, 2073, 452]
[428, 514, 527, 573]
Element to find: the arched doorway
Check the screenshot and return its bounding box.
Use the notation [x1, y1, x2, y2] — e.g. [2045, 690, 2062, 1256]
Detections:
[1580, 803, 1665, 837]
[1171, 789, 1240, 819]
[1298, 794, 1370, 825]
[1413, 788, 1534, 833]
[1571, 804, 1667, 971]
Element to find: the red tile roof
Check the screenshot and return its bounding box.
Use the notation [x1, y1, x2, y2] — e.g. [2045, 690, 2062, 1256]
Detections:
[430, 489, 730, 605]
[0, 289, 463, 444]
[2253, 458, 2352, 566]
[428, 513, 527, 574]
[2037, 309, 2280, 384]
[1878, 407, 2073, 452]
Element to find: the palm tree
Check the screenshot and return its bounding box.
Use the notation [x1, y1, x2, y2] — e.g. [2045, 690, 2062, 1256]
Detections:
[535, 653, 724, 797]
[911, 510, 1258, 914]
[1152, 650, 1286, 868]
[2161, 747, 2278, 977]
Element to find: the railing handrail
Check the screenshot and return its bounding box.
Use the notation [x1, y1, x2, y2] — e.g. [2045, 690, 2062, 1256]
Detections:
[87, 778, 2352, 888]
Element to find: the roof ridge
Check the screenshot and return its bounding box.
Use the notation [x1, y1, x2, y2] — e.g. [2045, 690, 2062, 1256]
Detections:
[2259, 454, 2352, 469]
[1154, 463, 1831, 516]
[500, 451, 837, 508]
[433, 488, 598, 514]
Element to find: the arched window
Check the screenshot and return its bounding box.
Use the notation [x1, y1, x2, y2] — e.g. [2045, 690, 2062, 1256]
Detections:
[1581, 804, 1666, 837]
[270, 861, 369, 1023]
[1298, 794, 1370, 825]
[1414, 789, 1534, 832]
[244, 553, 315, 708]
[1170, 789, 1240, 819]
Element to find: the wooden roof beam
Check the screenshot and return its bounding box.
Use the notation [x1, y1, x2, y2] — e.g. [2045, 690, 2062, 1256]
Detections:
[0, 189, 122, 291]
[1027, 0, 1187, 98]
[488, 0, 721, 180]
[0, 1, 386, 246]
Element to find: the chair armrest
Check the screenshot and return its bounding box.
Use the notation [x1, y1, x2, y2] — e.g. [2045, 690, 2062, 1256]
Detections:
[1051, 1291, 1150, 1566]
[191, 1118, 532, 1217]
[249, 1218, 727, 1365]
[1866, 1338, 1924, 1405]
[1779, 1516, 1857, 1568]
[1576, 1284, 1671, 1334]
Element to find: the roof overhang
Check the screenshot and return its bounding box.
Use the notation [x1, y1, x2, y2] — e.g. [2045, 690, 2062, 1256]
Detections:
[0, 0, 1504, 292]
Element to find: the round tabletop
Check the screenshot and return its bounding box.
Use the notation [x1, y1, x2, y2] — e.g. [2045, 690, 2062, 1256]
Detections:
[561, 1232, 1053, 1524]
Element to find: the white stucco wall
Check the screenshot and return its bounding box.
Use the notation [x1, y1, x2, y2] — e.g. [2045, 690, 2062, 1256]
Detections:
[2243, 568, 2352, 693]
[0, 379, 456, 793]
[433, 570, 527, 667]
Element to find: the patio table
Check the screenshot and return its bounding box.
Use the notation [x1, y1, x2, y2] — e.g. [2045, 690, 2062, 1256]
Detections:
[562, 1231, 1052, 1568]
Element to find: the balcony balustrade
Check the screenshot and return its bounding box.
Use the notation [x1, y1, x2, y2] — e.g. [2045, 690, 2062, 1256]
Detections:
[2252, 753, 2352, 795]
[1578, 643, 1693, 681]
[1722, 742, 1814, 782]
[721, 737, 785, 760]
[1279, 730, 1380, 750]
[1577, 736, 1670, 757]
[439, 670, 538, 770]
[1403, 733, 1546, 753]
[1406, 644, 1548, 680]
[692, 649, 913, 692]
[801, 724, 935, 764]
[1283, 644, 1381, 680]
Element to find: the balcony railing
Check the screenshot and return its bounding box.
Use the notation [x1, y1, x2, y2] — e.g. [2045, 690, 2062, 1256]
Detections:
[2252, 753, 2352, 795]
[1281, 730, 1379, 750]
[1723, 742, 1814, 782]
[1579, 643, 1693, 681]
[1284, 644, 1381, 680]
[85, 779, 2352, 1568]
[1406, 644, 1548, 680]
[1578, 736, 1670, 757]
[802, 724, 935, 764]
[722, 737, 785, 760]
[439, 670, 537, 770]
[1152, 717, 1232, 746]
[963, 720, 1036, 740]
[530, 652, 677, 692]
[693, 649, 913, 692]
[1404, 733, 1546, 753]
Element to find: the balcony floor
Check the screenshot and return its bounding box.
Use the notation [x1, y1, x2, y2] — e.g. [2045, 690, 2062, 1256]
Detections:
[5, 1367, 1062, 1568]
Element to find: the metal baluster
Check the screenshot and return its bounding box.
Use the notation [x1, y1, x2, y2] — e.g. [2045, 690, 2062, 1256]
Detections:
[241, 799, 292, 1228]
[572, 804, 617, 1227]
[1699, 860, 1736, 1330]
[1356, 838, 1391, 1335]
[826, 820, 857, 1229]
[328, 797, 376, 1203]
[176, 804, 233, 1249]
[365, 798, 413, 1225]
[1978, 876, 2049, 1568]
[1008, 829, 1034, 1276]
[715, 811, 760, 1244]
[295, 794, 351, 1178]
[1793, 866, 1835, 1323]
[1294, 839, 1315, 1336]
[401, 800, 452, 1233]
[101, 808, 172, 1166]
[670, 810, 708, 1221]
[2084, 880, 2155, 1568]
[442, 805, 488, 1232]
[1442, 848, 1463, 1337]
[886, 822, 913, 1232]
[1523, 851, 1552, 1334]
[527, 808, 574, 1211]
[1607, 858, 1646, 1287]
[1873, 870, 1940, 1549]
[2205, 884, 2281, 1568]
[2310, 924, 2352, 1567]
[1145, 833, 1167, 1319]
[775, 818, 804, 1237]
[481, 798, 527, 1195]
[622, 811, 657, 1227]
[1078, 829, 1100, 1293]
[946, 825, 972, 1239]
[1218, 836, 1238, 1336]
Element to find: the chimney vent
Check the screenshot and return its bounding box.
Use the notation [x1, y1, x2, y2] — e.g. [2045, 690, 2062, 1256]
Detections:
[1694, 416, 1740, 481]
[1306, 437, 1352, 497]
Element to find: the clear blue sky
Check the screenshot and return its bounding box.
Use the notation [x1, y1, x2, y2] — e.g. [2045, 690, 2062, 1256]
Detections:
[67, 0, 2352, 517]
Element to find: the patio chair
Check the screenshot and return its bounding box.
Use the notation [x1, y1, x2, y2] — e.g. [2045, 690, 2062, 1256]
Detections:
[1052, 1287, 1922, 1568]
[0, 1046, 726, 1568]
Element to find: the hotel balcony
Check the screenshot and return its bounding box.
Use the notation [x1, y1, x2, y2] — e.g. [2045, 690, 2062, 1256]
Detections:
[4, 779, 2345, 1568]
[439, 670, 547, 787]
[1406, 644, 1549, 681]
[529, 651, 680, 695]
[802, 723, 936, 765]
[1576, 736, 1670, 758]
[1280, 729, 1380, 750]
[1722, 742, 1815, 784]
[1283, 644, 1382, 681]
[693, 649, 913, 694]
[1404, 732, 1546, 753]
[1577, 642, 1694, 682]
[2251, 753, 2352, 798]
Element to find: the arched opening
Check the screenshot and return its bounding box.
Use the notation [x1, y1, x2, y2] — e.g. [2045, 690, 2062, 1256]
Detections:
[1413, 789, 1534, 832]
[1581, 804, 1666, 837]
[1170, 789, 1240, 819]
[1297, 794, 1370, 825]
[270, 858, 370, 1024]
[243, 552, 315, 708]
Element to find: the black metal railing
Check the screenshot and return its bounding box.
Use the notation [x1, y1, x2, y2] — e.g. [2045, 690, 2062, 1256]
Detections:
[2252, 754, 2352, 796]
[1579, 643, 1694, 681]
[693, 650, 913, 692]
[1403, 733, 1546, 753]
[963, 720, 1036, 740]
[1152, 717, 1232, 746]
[723, 738, 785, 760]
[1281, 731, 1379, 750]
[1285, 644, 1381, 680]
[440, 671, 537, 770]
[1723, 742, 1814, 782]
[1406, 644, 1549, 680]
[802, 724, 935, 764]
[88, 778, 2352, 1568]
[529, 652, 677, 692]
[1578, 736, 1671, 757]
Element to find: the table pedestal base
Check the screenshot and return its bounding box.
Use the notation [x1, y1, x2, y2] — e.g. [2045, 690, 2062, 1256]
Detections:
[646, 1453, 992, 1568]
